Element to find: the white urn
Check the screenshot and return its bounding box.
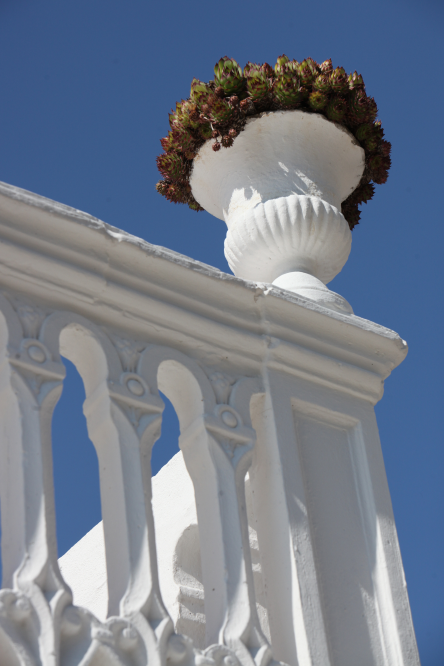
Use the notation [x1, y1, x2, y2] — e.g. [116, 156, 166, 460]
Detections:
[190, 110, 365, 314]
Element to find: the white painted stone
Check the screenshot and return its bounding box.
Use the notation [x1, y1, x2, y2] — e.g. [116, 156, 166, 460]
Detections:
[59, 521, 108, 621]
[59, 453, 271, 651]
[0, 181, 419, 666]
[190, 110, 365, 312]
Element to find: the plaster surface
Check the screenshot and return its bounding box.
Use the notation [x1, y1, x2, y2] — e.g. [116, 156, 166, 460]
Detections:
[59, 453, 270, 651]
[190, 110, 365, 221]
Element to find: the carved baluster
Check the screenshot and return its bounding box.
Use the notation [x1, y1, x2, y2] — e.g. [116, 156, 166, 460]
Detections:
[52, 326, 174, 663]
[180, 375, 274, 666]
[0, 298, 72, 666]
[138, 348, 282, 665]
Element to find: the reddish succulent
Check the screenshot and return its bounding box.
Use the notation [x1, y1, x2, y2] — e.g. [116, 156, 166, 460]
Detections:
[156, 153, 186, 182]
[275, 54, 290, 75]
[298, 58, 319, 86]
[349, 183, 375, 205]
[330, 67, 349, 94]
[380, 140, 392, 156]
[319, 58, 333, 75]
[342, 203, 361, 229]
[355, 123, 373, 142]
[199, 123, 213, 140]
[160, 131, 175, 153]
[221, 134, 234, 148]
[348, 71, 365, 90]
[190, 78, 211, 105]
[313, 74, 332, 93]
[348, 88, 371, 125]
[274, 63, 302, 107]
[326, 96, 347, 123]
[172, 126, 195, 154]
[308, 90, 328, 111]
[244, 62, 270, 103]
[214, 56, 245, 96]
[208, 95, 234, 124]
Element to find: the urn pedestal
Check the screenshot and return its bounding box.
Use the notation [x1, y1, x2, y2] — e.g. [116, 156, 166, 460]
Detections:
[190, 110, 365, 314]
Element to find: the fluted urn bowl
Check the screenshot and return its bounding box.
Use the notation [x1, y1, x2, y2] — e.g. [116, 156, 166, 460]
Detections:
[190, 110, 365, 313]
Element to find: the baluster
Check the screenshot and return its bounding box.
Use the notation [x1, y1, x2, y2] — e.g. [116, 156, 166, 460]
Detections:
[40, 315, 175, 664]
[0, 297, 72, 666]
[139, 348, 281, 666]
[192, 378, 273, 666]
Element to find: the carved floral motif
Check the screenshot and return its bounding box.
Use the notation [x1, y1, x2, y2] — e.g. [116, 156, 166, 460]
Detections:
[109, 334, 146, 373]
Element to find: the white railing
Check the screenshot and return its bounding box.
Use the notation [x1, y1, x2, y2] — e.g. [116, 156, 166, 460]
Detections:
[0, 182, 420, 666]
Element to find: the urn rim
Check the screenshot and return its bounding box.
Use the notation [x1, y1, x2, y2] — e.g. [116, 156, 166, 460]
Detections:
[190, 109, 365, 224]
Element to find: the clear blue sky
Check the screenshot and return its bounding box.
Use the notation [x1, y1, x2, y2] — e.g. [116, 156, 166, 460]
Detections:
[0, 1, 443, 663]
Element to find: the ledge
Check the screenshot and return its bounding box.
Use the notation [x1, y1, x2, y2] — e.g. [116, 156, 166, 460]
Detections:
[0, 181, 407, 403]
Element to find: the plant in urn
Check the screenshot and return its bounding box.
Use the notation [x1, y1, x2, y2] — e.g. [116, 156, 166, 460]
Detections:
[156, 56, 391, 314]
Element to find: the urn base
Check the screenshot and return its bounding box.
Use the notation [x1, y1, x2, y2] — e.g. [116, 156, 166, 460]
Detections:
[272, 271, 354, 314]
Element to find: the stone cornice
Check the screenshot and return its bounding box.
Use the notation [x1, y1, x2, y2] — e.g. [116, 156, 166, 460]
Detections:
[0, 181, 407, 403]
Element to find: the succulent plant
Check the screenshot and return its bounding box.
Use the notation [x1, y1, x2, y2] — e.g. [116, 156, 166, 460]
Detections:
[190, 78, 212, 106]
[286, 59, 300, 73]
[368, 154, 390, 181]
[348, 71, 365, 90]
[319, 58, 333, 75]
[326, 96, 347, 122]
[221, 134, 234, 148]
[160, 131, 175, 153]
[373, 170, 389, 185]
[354, 123, 372, 142]
[349, 182, 375, 205]
[342, 202, 361, 229]
[171, 125, 196, 155]
[380, 140, 391, 156]
[155, 180, 170, 197]
[188, 196, 205, 211]
[244, 62, 270, 103]
[275, 54, 290, 75]
[308, 90, 328, 111]
[207, 95, 234, 124]
[330, 67, 349, 94]
[348, 88, 371, 125]
[262, 62, 275, 78]
[156, 153, 187, 182]
[167, 183, 190, 204]
[214, 57, 245, 96]
[199, 123, 213, 140]
[365, 135, 380, 152]
[298, 58, 319, 86]
[274, 67, 302, 106]
[157, 55, 391, 225]
[179, 100, 201, 129]
[313, 74, 332, 93]
[366, 97, 378, 123]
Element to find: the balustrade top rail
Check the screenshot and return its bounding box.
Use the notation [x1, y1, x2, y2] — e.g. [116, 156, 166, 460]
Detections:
[0, 182, 406, 403]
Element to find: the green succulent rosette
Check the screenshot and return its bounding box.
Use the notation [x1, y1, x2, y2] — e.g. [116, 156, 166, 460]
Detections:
[156, 55, 391, 229]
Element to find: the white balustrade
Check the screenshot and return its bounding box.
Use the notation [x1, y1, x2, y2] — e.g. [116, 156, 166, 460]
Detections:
[0, 181, 419, 666]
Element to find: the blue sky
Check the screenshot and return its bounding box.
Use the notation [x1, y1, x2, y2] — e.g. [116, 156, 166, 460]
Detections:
[0, 1, 443, 663]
